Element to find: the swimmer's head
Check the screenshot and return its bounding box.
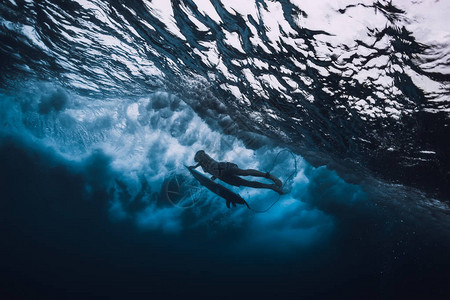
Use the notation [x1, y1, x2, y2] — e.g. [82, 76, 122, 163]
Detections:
[194, 150, 207, 163]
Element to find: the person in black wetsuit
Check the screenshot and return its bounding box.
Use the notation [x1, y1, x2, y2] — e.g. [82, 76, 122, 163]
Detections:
[190, 150, 283, 194]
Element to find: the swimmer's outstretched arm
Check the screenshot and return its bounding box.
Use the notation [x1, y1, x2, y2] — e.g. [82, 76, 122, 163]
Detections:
[188, 163, 201, 169]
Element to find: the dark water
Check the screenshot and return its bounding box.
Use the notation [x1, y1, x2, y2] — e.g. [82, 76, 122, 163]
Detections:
[1, 0, 449, 299]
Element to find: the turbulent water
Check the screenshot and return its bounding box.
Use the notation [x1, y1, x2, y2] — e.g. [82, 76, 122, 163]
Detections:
[1, 0, 449, 197]
[1, 1, 450, 299]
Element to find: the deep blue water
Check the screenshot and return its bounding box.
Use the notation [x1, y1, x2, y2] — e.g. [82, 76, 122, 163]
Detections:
[1, 1, 450, 299]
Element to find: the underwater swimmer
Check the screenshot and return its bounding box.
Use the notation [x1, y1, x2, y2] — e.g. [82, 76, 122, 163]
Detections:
[190, 150, 283, 194]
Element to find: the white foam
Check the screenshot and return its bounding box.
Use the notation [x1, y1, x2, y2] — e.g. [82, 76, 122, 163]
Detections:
[223, 30, 245, 53]
[193, 0, 222, 23]
[144, 0, 187, 41]
[221, 0, 258, 19]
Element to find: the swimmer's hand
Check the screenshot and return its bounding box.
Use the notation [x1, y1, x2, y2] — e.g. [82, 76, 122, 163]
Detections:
[188, 163, 200, 170]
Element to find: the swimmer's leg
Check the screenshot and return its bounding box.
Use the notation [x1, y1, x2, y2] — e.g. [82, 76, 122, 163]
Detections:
[227, 176, 283, 194]
[233, 168, 282, 187]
